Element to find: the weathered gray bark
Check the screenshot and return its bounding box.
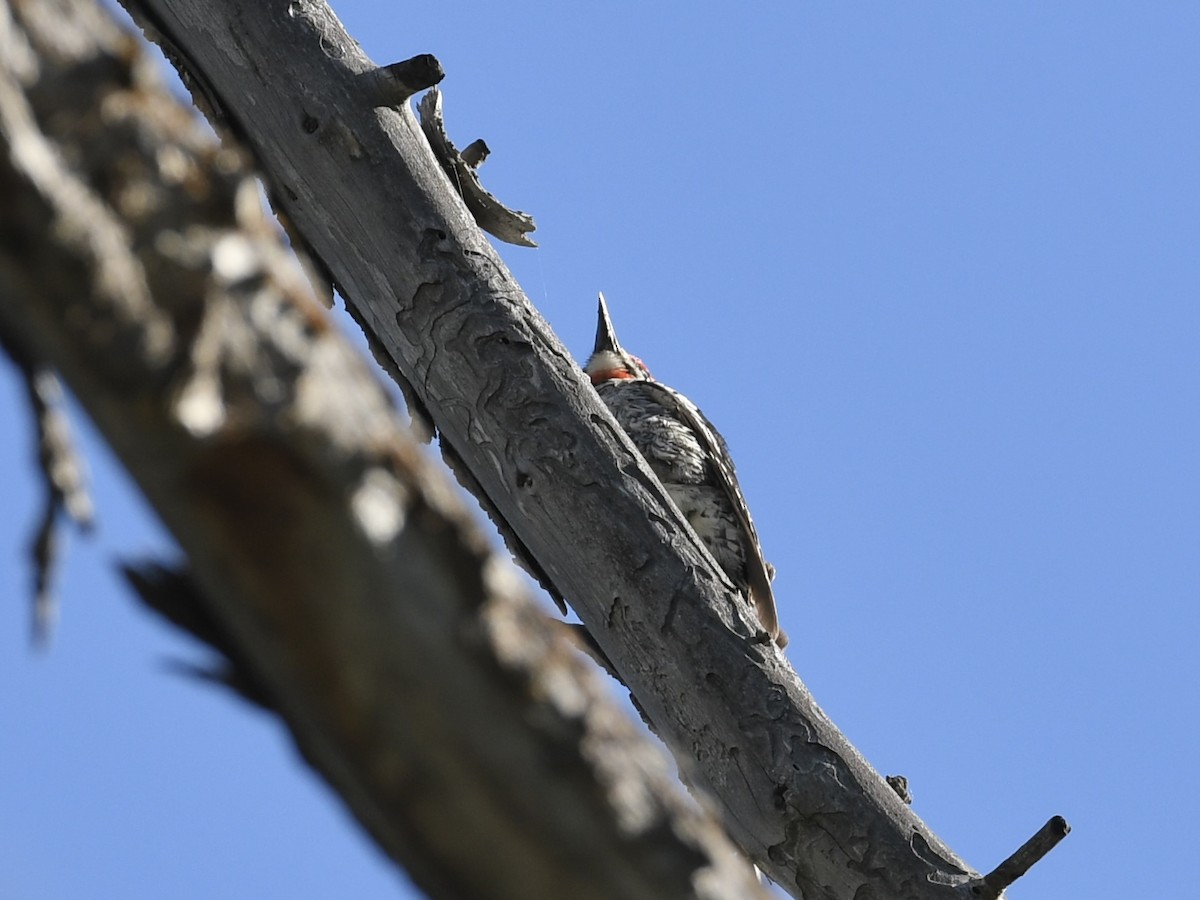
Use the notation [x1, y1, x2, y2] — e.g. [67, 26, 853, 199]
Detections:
[3, 0, 1069, 895]
[103, 1, 1038, 899]
[0, 3, 768, 898]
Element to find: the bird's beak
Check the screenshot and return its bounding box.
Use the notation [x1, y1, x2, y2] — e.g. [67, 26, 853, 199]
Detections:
[594, 292, 623, 356]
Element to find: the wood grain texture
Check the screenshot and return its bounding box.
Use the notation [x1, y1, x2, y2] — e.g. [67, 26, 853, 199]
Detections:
[103, 0, 1012, 896]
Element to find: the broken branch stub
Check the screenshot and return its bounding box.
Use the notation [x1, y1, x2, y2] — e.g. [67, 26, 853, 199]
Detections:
[363, 53, 445, 107]
[974, 815, 1071, 899]
[461, 138, 489, 169]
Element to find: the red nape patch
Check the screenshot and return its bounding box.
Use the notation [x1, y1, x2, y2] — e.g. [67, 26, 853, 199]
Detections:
[589, 368, 634, 384]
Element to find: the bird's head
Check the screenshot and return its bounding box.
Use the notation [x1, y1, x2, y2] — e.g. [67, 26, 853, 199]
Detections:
[584, 293, 651, 384]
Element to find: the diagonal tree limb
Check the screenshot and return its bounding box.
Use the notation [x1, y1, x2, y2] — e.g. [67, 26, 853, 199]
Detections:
[108, 0, 1073, 896]
[0, 2, 768, 897]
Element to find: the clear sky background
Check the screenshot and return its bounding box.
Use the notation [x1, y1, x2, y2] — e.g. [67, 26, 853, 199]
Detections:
[3, 2, 1197, 898]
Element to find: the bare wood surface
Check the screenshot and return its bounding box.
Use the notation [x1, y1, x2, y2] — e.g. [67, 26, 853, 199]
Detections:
[107, 1, 1034, 897]
[0, 3, 768, 898]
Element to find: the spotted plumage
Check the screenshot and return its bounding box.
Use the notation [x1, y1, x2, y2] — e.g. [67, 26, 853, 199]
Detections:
[585, 294, 786, 647]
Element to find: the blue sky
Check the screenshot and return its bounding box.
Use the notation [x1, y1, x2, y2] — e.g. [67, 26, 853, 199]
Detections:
[3, 3, 1197, 898]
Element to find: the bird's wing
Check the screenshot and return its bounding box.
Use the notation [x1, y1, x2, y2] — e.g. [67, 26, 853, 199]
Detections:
[642, 382, 785, 647]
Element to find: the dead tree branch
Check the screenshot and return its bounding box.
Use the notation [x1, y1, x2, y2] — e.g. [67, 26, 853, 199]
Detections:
[0, 2, 768, 898]
[2, 0, 1070, 894]
[108, 0, 1072, 896]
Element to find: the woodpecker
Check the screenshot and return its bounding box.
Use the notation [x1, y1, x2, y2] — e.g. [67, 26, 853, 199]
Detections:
[584, 294, 786, 648]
